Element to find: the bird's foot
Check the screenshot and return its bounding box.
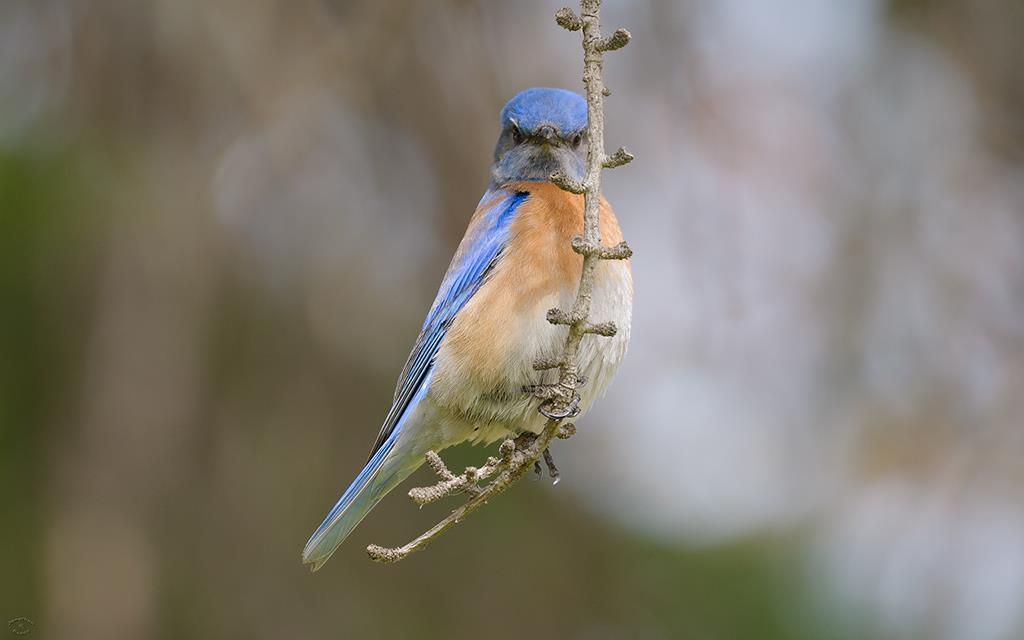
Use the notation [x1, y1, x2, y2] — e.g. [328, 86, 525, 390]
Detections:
[514, 432, 538, 449]
[523, 378, 585, 421]
[516, 434, 559, 483]
[539, 393, 581, 420]
[542, 447, 560, 484]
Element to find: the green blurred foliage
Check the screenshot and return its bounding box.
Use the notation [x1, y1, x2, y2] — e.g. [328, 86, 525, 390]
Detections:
[0, 145, 87, 622]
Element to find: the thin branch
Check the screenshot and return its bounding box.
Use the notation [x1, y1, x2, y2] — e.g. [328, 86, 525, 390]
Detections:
[367, 427, 575, 563]
[546, 307, 580, 326]
[550, 170, 586, 194]
[367, 0, 631, 563]
[571, 236, 633, 260]
[583, 321, 618, 337]
[533, 357, 564, 371]
[596, 28, 631, 52]
[603, 147, 634, 168]
[554, 7, 583, 31]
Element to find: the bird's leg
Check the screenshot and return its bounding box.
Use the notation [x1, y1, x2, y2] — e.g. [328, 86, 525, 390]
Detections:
[511, 432, 544, 479]
[514, 432, 538, 449]
[542, 447, 560, 484]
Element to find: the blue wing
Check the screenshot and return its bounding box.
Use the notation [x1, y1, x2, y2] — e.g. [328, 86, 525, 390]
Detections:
[302, 187, 530, 569]
[364, 187, 530, 460]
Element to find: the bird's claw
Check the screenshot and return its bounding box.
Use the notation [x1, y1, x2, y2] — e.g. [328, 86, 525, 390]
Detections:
[542, 447, 560, 484]
[538, 391, 581, 420]
[524, 376, 584, 420]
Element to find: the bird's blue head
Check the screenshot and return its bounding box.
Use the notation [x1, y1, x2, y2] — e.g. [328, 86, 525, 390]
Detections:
[491, 87, 588, 186]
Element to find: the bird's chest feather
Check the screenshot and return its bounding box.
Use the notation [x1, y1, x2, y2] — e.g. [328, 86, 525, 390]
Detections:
[429, 183, 632, 440]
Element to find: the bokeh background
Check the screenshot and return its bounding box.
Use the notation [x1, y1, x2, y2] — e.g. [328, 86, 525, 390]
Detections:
[2, 0, 1023, 638]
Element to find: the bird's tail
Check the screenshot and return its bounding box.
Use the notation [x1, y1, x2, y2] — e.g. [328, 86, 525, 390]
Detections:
[301, 420, 432, 571]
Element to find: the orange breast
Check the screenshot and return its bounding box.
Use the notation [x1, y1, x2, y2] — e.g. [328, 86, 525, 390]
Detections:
[501, 181, 625, 297]
[429, 182, 628, 414]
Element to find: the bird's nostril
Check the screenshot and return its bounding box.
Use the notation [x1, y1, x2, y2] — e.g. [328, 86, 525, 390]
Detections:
[539, 125, 556, 140]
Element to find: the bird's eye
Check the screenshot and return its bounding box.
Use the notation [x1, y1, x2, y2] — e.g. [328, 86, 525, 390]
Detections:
[510, 123, 524, 144]
[571, 132, 583, 148]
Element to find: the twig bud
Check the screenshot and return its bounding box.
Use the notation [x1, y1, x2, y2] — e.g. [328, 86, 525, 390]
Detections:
[546, 307, 577, 326]
[498, 439, 516, 460]
[533, 357, 564, 371]
[596, 28, 631, 51]
[554, 7, 583, 31]
[584, 321, 617, 337]
[424, 450, 453, 479]
[603, 147, 634, 168]
[600, 240, 633, 260]
[550, 170, 586, 194]
[367, 544, 405, 563]
[571, 236, 633, 260]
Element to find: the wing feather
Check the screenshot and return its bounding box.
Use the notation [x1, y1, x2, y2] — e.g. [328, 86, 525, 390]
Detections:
[365, 188, 529, 460]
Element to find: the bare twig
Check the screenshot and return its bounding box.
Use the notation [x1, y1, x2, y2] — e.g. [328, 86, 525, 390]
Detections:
[367, 0, 631, 564]
[572, 236, 633, 260]
[603, 147, 634, 169]
[550, 170, 586, 194]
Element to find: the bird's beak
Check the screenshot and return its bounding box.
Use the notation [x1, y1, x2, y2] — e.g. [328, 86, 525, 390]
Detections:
[537, 125, 556, 143]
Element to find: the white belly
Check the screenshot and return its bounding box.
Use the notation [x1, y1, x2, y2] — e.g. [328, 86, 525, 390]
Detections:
[429, 260, 633, 446]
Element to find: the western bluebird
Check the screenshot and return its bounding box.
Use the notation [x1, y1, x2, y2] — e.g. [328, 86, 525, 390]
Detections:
[302, 87, 633, 570]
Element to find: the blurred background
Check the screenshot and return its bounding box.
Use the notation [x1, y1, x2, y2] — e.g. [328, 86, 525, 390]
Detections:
[2, 0, 1023, 638]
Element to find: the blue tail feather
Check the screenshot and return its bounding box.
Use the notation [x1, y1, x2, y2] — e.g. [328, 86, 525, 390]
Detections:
[302, 376, 434, 571]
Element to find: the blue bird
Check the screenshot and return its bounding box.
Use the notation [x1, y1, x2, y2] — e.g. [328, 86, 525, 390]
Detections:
[302, 87, 632, 570]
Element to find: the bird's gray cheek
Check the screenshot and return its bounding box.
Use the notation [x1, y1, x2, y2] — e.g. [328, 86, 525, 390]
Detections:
[552, 147, 585, 182]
